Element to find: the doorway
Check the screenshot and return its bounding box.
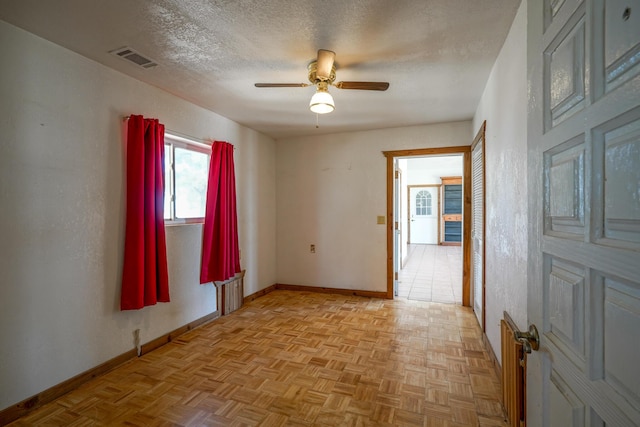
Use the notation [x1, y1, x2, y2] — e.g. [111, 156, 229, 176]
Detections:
[398, 156, 463, 303]
[383, 146, 472, 306]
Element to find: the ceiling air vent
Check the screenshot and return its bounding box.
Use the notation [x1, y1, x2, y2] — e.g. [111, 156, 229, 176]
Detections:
[109, 47, 158, 69]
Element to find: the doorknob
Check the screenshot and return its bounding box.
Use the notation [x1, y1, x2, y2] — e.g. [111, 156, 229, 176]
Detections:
[514, 324, 540, 354]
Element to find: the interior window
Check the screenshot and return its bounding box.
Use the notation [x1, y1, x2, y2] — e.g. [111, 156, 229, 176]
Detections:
[415, 190, 432, 216]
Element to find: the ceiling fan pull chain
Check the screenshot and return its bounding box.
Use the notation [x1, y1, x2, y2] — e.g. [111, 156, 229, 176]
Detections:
[316, 113, 319, 128]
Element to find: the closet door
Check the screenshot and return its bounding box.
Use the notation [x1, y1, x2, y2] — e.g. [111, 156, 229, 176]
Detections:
[471, 123, 485, 329]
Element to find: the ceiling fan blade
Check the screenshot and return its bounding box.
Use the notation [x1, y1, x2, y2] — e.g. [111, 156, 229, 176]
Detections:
[254, 83, 309, 88]
[316, 49, 336, 80]
[335, 81, 390, 91]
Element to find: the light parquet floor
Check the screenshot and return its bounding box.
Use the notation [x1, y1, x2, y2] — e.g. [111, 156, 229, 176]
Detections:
[9, 291, 506, 426]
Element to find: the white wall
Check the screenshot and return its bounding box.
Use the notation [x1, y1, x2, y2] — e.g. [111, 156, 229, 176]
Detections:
[405, 156, 463, 185]
[276, 122, 471, 292]
[0, 20, 276, 410]
[472, 1, 528, 363]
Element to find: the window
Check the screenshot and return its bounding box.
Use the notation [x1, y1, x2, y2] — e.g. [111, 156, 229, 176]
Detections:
[164, 134, 210, 223]
[415, 190, 432, 216]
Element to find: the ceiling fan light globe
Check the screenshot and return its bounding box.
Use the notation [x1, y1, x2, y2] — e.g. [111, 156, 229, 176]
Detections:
[309, 91, 335, 114]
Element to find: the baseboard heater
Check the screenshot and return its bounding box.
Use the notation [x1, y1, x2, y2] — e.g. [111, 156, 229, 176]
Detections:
[214, 270, 245, 315]
[501, 311, 526, 427]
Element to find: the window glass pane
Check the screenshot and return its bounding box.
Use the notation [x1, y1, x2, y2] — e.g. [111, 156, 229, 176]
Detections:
[416, 190, 427, 216]
[174, 147, 208, 218]
[164, 144, 171, 220]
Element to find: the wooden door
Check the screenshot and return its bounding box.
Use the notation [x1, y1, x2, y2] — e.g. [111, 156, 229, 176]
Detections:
[527, 0, 640, 425]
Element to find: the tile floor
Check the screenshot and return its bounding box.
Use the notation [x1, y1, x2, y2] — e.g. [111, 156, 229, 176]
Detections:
[397, 244, 463, 304]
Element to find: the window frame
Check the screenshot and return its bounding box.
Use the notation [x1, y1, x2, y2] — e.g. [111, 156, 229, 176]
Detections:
[415, 189, 433, 216]
[425, 191, 432, 216]
[164, 133, 211, 225]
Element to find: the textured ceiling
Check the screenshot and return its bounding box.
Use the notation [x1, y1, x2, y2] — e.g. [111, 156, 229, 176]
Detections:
[0, 0, 520, 139]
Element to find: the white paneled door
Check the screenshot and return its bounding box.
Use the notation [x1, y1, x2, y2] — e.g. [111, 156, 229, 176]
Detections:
[409, 186, 438, 244]
[527, 0, 640, 425]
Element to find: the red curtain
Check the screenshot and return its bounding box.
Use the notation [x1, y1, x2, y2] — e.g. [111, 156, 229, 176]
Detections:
[121, 115, 170, 310]
[200, 141, 241, 283]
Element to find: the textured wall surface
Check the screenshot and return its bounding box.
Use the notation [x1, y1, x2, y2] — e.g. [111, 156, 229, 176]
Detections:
[0, 20, 276, 410]
[472, 1, 528, 364]
[275, 122, 471, 292]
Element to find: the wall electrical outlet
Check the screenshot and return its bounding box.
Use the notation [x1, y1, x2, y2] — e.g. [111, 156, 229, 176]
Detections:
[310, 244, 316, 253]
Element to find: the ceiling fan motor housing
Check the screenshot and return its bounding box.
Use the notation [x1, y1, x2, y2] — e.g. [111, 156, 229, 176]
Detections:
[308, 61, 336, 85]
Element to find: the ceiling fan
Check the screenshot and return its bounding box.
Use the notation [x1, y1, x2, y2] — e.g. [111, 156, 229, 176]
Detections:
[255, 49, 389, 114]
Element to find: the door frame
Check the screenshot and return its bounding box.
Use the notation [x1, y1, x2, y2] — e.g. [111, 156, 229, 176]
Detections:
[393, 165, 402, 296]
[407, 184, 441, 244]
[383, 146, 472, 304]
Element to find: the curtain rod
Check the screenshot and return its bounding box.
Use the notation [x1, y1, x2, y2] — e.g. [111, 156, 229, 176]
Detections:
[122, 115, 234, 149]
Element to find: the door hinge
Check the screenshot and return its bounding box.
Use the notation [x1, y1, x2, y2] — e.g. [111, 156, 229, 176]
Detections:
[395, 221, 399, 230]
[394, 272, 398, 280]
[395, 170, 399, 179]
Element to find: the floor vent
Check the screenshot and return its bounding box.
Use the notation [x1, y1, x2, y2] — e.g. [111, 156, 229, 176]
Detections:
[501, 312, 526, 427]
[109, 47, 158, 69]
